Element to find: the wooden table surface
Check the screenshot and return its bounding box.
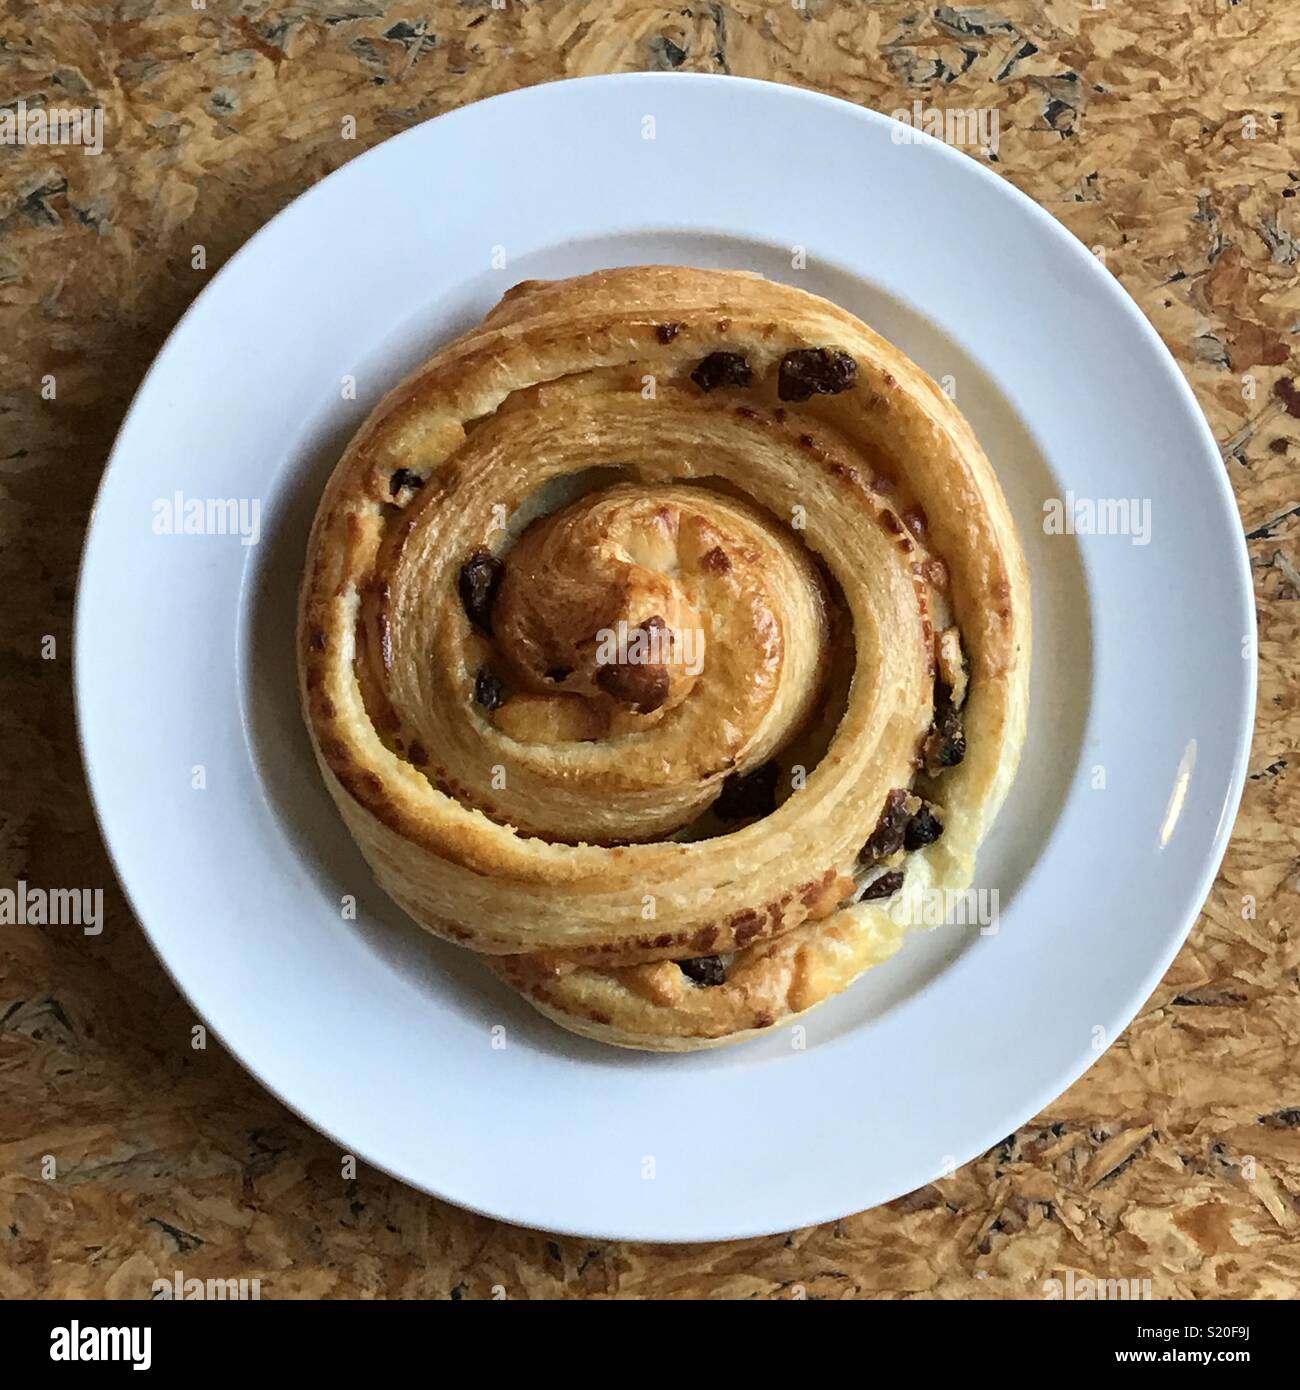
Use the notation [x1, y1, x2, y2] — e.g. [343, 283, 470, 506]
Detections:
[2, 0, 1297, 1298]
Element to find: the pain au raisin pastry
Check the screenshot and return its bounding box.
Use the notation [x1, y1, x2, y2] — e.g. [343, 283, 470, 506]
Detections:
[298, 266, 1030, 1051]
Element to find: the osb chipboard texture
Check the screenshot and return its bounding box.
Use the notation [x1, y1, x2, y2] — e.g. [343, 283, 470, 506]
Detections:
[1, 0, 1297, 1300]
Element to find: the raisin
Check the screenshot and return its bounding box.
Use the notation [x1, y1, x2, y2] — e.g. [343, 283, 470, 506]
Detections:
[679, 955, 726, 987]
[390, 467, 424, 496]
[861, 788, 911, 861]
[596, 661, 669, 714]
[457, 550, 504, 634]
[594, 618, 670, 713]
[701, 546, 731, 573]
[861, 869, 904, 901]
[474, 666, 505, 711]
[691, 351, 753, 392]
[545, 666, 573, 682]
[777, 348, 858, 402]
[656, 321, 683, 344]
[714, 760, 781, 822]
[904, 803, 945, 850]
[923, 693, 967, 774]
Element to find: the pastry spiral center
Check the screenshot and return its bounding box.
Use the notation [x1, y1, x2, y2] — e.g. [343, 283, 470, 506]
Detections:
[403, 479, 836, 841]
[493, 491, 706, 723]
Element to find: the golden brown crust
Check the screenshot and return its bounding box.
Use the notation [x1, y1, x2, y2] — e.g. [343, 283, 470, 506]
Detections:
[297, 266, 1031, 1050]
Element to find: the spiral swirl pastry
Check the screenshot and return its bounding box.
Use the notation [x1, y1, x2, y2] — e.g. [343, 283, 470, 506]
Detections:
[298, 267, 1030, 1051]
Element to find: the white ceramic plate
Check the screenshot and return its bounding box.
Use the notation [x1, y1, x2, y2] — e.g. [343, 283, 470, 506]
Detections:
[76, 75, 1254, 1241]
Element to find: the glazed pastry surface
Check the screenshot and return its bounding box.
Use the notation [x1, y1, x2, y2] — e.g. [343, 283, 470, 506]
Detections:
[298, 266, 1031, 1050]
